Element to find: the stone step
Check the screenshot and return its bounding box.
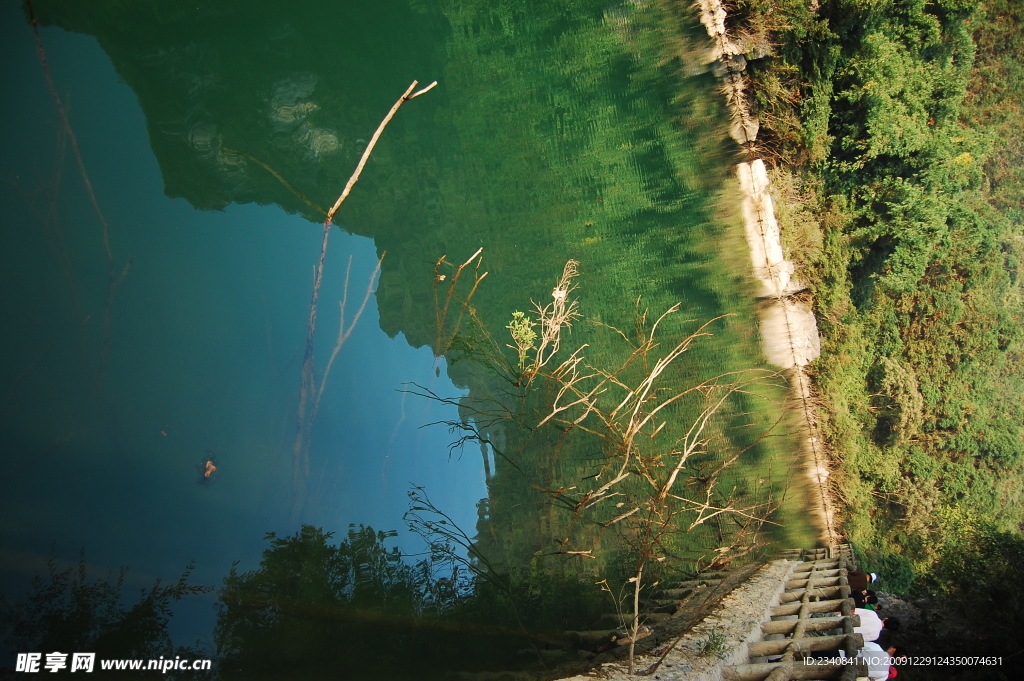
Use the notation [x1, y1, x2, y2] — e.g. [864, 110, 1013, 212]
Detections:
[779, 584, 843, 603]
[653, 587, 694, 599]
[784, 575, 840, 590]
[761, 614, 857, 635]
[771, 597, 852, 617]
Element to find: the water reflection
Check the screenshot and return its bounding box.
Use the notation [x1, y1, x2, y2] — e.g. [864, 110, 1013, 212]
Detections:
[1, 553, 212, 678]
[2, 0, 483, 660]
[4, 0, 820, 676]
[2, 524, 613, 680]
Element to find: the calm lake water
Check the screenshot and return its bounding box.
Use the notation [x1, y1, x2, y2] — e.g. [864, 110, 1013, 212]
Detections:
[1, 1, 818, 678]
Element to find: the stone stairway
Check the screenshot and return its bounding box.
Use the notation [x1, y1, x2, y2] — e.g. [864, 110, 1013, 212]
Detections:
[450, 546, 870, 681]
[722, 545, 868, 681]
[552, 545, 869, 681]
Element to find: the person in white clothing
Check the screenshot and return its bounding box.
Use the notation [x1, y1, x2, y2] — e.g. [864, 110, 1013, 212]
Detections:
[854, 607, 883, 640]
[857, 641, 893, 681]
[854, 608, 901, 642]
[810, 640, 894, 680]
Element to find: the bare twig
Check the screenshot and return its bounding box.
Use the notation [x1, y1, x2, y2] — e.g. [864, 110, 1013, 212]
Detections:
[314, 253, 385, 413]
[432, 248, 487, 355]
[26, 0, 130, 387]
[529, 260, 581, 375]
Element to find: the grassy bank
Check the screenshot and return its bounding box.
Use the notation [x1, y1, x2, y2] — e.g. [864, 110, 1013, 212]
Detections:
[735, 0, 1024, 596]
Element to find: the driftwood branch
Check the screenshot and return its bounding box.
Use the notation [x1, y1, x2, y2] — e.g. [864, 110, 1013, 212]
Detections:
[292, 80, 436, 509]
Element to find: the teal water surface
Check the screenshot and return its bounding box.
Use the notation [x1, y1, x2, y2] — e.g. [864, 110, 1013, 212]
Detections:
[1, 1, 819, 678]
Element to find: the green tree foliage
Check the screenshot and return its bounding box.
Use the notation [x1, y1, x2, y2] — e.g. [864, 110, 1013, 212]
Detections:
[902, 509, 1024, 678]
[212, 522, 611, 680]
[214, 525, 438, 680]
[742, 0, 1024, 591]
[0, 555, 210, 678]
[919, 509, 1024, 604]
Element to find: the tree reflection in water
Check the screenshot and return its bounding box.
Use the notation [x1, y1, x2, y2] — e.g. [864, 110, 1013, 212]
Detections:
[212, 522, 607, 680]
[0, 555, 211, 679]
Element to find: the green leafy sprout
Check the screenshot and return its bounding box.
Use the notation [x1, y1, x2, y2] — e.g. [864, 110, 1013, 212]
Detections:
[507, 310, 537, 372]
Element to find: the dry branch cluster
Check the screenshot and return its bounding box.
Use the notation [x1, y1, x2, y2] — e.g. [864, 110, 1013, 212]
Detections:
[418, 257, 786, 670]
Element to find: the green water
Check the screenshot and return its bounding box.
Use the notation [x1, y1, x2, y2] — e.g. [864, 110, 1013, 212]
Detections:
[1, 0, 819, 677]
